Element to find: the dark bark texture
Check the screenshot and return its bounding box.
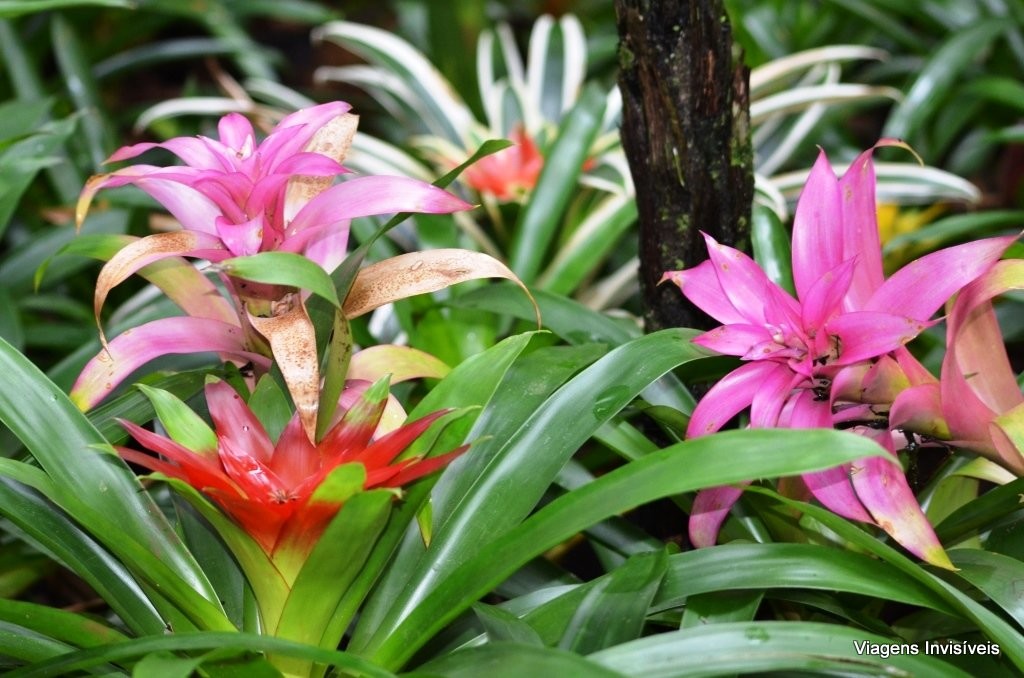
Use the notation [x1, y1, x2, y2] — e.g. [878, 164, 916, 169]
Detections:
[615, 0, 753, 331]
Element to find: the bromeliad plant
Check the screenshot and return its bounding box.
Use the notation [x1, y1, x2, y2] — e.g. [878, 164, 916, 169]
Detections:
[70, 102, 530, 441]
[666, 140, 1018, 566]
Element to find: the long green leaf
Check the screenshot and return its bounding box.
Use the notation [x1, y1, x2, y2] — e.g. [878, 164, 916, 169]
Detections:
[356, 329, 710, 654]
[0, 598, 127, 649]
[353, 342, 607, 646]
[652, 543, 957, 615]
[408, 642, 623, 678]
[589, 621, 973, 677]
[508, 85, 607, 282]
[949, 549, 1024, 628]
[0, 479, 165, 635]
[4, 632, 395, 678]
[559, 550, 667, 653]
[365, 428, 887, 668]
[0, 0, 131, 17]
[883, 20, 1004, 149]
[0, 337, 224, 626]
[326, 332, 537, 651]
[748, 488, 1024, 671]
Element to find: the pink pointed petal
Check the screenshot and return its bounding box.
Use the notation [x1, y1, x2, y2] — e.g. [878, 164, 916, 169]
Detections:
[892, 347, 936, 387]
[304, 223, 351, 274]
[661, 261, 746, 325]
[946, 259, 1024, 413]
[800, 258, 856, 330]
[803, 465, 873, 523]
[205, 379, 275, 465]
[701, 232, 780, 324]
[215, 215, 264, 257]
[77, 166, 219, 235]
[865, 235, 1017, 319]
[787, 390, 874, 522]
[750, 365, 803, 427]
[272, 151, 347, 178]
[261, 102, 353, 170]
[84, 167, 227, 236]
[688, 483, 749, 547]
[217, 113, 256, 154]
[792, 150, 843, 300]
[70, 318, 269, 411]
[849, 439, 954, 569]
[837, 147, 885, 308]
[825, 312, 932, 365]
[890, 384, 950, 439]
[693, 324, 774, 357]
[859, 355, 912, 404]
[687, 362, 780, 437]
[740, 341, 803, 362]
[287, 175, 472, 238]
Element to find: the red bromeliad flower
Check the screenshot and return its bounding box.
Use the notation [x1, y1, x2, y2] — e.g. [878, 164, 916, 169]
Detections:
[117, 378, 465, 558]
[663, 141, 1016, 567]
[461, 126, 544, 201]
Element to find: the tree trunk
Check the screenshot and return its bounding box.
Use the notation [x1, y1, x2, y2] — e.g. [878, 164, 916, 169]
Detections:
[615, 0, 753, 332]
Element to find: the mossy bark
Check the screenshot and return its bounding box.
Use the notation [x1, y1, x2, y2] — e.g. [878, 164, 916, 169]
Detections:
[615, 0, 753, 331]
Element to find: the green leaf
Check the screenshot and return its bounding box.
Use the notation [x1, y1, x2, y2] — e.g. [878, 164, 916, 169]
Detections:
[315, 312, 352, 441]
[651, 543, 957, 615]
[0, 336, 226, 628]
[538, 195, 638, 295]
[473, 604, 544, 646]
[3, 632, 396, 678]
[341, 332, 537, 652]
[273, 492, 392, 676]
[508, 85, 607, 282]
[220, 252, 340, 307]
[137, 384, 216, 454]
[408, 642, 623, 678]
[749, 488, 1024, 672]
[751, 204, 795, 295]
[935, 477, 1024, 544]
[248, 375, 293, 444]
[51, 15, 112, 170]
[0, 576, 129, 649]
[949, 549, 1024, 628]
[358, 330, 708, 654]
[87, 369, 208, 446]
[588, 621, 973, 677]
[0, 0, 132, 17]
[559, 550, 668, 653]
[883, 20, 1005, 149]
[680, 590, 763, 628]
[0, 478, 165, 635]
[450, 282, 637, 346]
[365, 428, 888, 668]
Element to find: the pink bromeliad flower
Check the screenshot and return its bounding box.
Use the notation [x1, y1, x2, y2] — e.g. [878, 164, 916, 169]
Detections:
[78, 102, 469, 272]
[664, 142, 1016, 566]
[71, 103, 472, 434]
